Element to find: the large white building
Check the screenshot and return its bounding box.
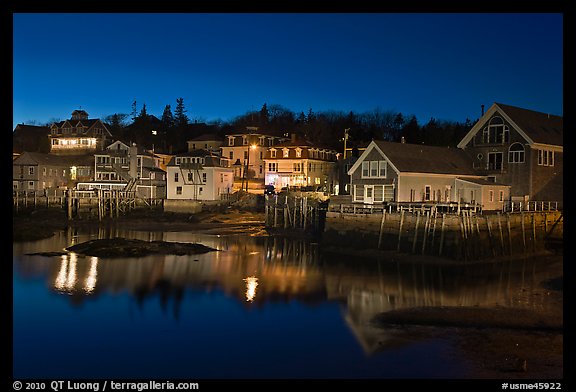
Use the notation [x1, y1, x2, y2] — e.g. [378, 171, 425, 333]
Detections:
[166, 149, 234, 201]
[220, 127, 289, 181]
[263, 134, 340, 194]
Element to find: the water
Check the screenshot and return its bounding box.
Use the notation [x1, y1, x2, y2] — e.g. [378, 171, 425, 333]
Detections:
[12, 227, 561, 379]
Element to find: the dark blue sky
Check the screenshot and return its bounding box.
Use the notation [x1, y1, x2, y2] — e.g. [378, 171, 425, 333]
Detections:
[13, 13, 563, 129]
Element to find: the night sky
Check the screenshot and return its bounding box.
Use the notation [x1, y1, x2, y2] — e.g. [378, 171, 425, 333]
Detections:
[13, 13, 563, 129]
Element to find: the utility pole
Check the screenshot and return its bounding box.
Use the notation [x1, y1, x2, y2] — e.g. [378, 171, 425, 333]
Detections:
[343, 128, 350, 159]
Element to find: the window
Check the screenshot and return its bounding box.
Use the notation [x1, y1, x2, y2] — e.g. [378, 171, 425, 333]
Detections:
[370, 161, 378, 177]
[176, 186, 182, 195]
[295, 148, 302, 158]
[424, 185, 431, 201]
[174, 172, 179, 182]
[202, 173, 207, 183]
[488, 152, 503, 170]
[379, 161, 387, 177]
[499, 190, 504, 202]
[270, 149, 277, 158]
[187, 172, 193, 182]
[361, 162, 369, 177]
[199, 187, 203, 195]
[229, 151, 234, 160]
[538, 149, 555, 166]
[42, 167, 47, 176]
[28, 181, 34, 189]
[489, 190, 494, 202]
[268, 163, 277, 172]
[283, 148, 289, 158]
[242, 136, 248, 145]
[508, 143, 525, 163]
[28, 167, 35, 175]
[244, 151, 248, 160]
[259, 136, 266, 146]
[293, 163, 301, 172]
[228, 136, 235, 146]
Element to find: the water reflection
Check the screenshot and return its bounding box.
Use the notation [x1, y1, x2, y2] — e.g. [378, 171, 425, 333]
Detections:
[13, 227, 561, 356]
[243, 276, 259, 302]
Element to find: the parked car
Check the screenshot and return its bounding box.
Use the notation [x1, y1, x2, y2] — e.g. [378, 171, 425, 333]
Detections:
[264, 185, 276, 195]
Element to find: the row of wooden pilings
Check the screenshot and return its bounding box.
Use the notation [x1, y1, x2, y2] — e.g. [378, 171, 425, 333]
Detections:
[64, 189, 141, 220]
[264, 194, 563, 260]
[323, 208, 563, 261]
[264, 194, 328, 233]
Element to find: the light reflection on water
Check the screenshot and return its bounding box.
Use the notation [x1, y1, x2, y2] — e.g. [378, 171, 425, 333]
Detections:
[12, 226, 561, 378]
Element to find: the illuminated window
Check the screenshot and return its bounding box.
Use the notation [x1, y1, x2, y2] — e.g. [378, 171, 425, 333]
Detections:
[283, 148, 289, 158]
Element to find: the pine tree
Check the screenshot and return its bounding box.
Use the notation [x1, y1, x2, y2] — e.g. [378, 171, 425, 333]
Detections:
[131, 100, 138, 122]
[139, 103, 148, 121]
[161, 104, 174, 129]
[174, 98, 189, 127]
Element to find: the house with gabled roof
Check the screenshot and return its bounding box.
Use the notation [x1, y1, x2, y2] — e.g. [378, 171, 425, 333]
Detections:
[264, 133, 340, 193]
[457, 103, 562, 205]
[347, 140, 510, 210]
[166, 149, 234, 201]
[76, 140, 166, 198]
[49, 109, 113, 155]
[13, 151, 94, 192]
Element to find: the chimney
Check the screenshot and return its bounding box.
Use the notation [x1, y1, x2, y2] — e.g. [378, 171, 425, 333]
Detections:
[291, 133, 297, 143]
[481, 104, 485, 116]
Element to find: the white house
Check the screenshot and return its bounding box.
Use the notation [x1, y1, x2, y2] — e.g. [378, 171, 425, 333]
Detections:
[347, 140, 510, 210]
[166, 149, 234, 201]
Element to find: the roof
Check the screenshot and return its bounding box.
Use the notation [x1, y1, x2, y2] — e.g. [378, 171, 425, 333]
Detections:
[372, 140, 476, 175]
[13, 152, 94, 166]
[188, 133, 222, 142]
[457, 103, 563, 148]
[13, 124, 51, 153]
[456, 177, 510, 187]
[494, 103, 563, 146]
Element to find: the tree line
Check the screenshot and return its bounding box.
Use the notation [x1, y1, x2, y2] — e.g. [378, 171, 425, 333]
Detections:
[30, 99, 478, 153]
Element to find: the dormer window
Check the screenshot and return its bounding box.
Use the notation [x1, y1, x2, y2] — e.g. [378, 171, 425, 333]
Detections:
[270, 149, 277, 158]
[228, 136, 235, 146]
[283, 148, 289, 158]
[295, 148, 302, 158]
[242, 135, 248, 145]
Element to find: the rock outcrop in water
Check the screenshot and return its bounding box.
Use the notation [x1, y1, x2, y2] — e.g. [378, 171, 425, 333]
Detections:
[65, 238, 217, 258]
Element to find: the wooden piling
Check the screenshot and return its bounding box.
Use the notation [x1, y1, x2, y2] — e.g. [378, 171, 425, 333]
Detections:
[397, 209, 405, 252]
[521, 212, 526, 250]
[421, 211, 430, 254]
[486, 215, 496, 257]
[506, 213, 513, 255]
[412, 211, 421, 254]
[497, 212, 504, 255]
[378, 210, 387, 249]
[439, 213, 446, 256]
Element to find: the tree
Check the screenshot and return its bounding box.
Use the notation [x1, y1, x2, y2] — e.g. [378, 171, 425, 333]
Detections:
[259, 103, 269, 128]
[104, 113, 128, 137]
[174, 98, 189, 127]
[161, 105, 174, 129]
[138, 103, 148, 121]
[400, 115, 420, 144]
[130, 100, 138, 122]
